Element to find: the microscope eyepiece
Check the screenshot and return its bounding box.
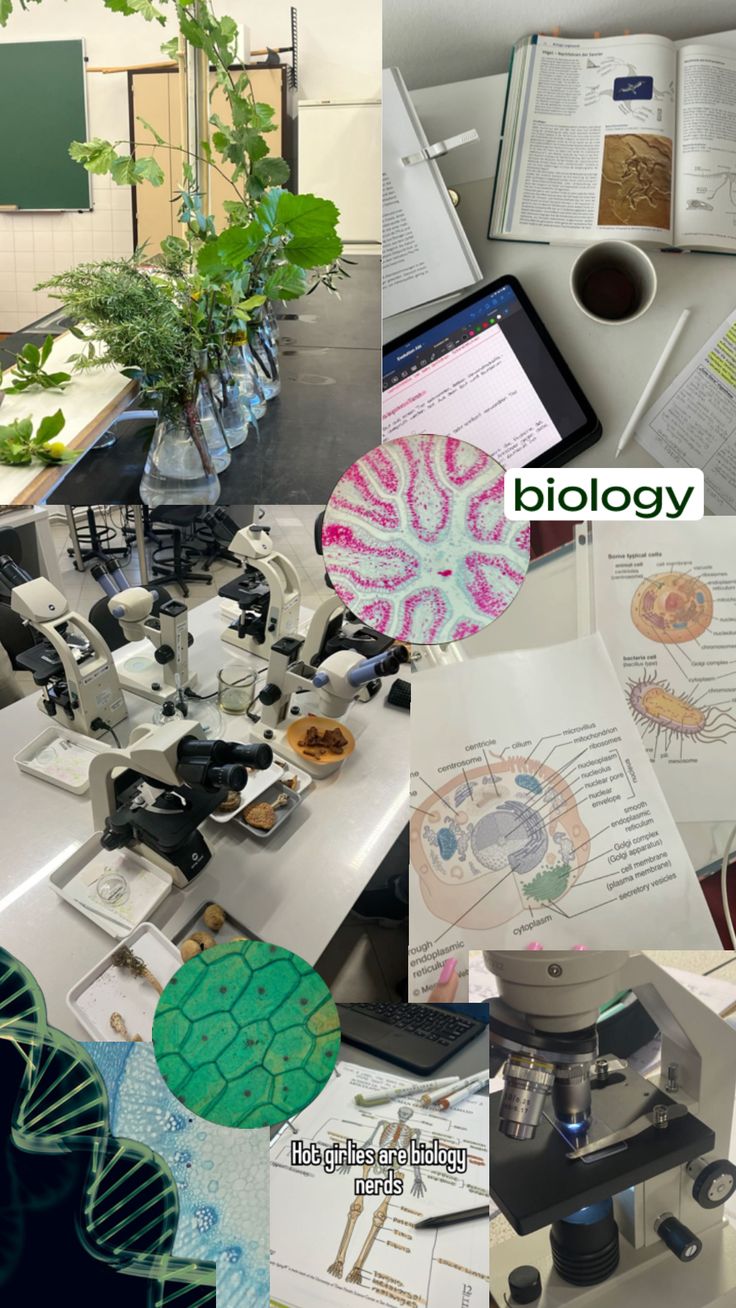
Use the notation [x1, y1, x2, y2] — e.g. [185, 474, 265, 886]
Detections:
[228, 742, 274, 771]
[499, 1052, 555, 1141]
[208, 763, 247, 792]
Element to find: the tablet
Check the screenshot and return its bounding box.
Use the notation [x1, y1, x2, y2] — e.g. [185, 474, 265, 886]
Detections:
[382, 274, 601, 468]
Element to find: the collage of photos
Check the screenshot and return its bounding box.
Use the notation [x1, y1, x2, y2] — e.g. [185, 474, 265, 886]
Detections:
[1, 1, 736, 1306]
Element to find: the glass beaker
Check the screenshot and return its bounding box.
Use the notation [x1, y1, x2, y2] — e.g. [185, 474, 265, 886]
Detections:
[195, 350, 231, 473]
[217, 664, 256, 715]
[230, 339, 267, 420]
[248, 318, 281, 401]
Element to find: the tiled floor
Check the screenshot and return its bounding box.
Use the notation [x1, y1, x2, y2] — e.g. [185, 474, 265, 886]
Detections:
[35, 504, 407, 1002]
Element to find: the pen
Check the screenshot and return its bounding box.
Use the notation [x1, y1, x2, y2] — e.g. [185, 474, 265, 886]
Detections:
[422, 1071, 487, 1105]
[437, 1074, 490, 1110]
[615, 308, 690, 456]
[414, 1205, 489, 1229]
[355, 1076, 459, 1106]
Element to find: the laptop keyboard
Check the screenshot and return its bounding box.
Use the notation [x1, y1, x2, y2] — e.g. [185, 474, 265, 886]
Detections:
[344, 1003, 477, 1046]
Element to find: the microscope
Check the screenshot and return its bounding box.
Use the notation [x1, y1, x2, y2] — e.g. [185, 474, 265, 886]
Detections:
[0, 554, 127, 739]
[251, 635, 409, 776]
[219, 523, 301, 657]
[488, 950, 736, 1308]
[88, 718, 274, 887]
[93, 564, 194, 705]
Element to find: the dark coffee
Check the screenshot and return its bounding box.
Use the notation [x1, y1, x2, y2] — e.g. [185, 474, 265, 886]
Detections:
[580, 265, 640, 321]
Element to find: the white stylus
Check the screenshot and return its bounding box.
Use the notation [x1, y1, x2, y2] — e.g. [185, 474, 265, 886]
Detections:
[615, 308, 691, 457]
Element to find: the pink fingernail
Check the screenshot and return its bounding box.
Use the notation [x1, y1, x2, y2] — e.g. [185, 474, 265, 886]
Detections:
[439, 958, 457, 983]
[525, 942, 544, 951]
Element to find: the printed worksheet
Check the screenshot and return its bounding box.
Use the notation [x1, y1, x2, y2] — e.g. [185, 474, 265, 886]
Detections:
[270, 1062, 489, 1307]
[582, 521, 736, 821]
[635, 310, 736, 514]
[408, 635, 720, 988]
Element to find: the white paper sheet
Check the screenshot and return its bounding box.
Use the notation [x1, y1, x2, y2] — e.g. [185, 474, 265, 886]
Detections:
[635, 310, 736, 515]
[585, 521, 736, 821]
[269, 1061, 489, 1307]
[409, 635, 720, 988]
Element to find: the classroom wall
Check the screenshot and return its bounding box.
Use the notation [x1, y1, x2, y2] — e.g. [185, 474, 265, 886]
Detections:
[0, 0, 379, 333]
[384, 0, 736, 88]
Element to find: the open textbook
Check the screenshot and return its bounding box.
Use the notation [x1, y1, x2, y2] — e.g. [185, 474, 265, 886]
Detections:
[408, 634, 720, 992]
[383, 68, 481, 318]
[490, 33, 736, 250]
[269, 1061, 489, 1308]
[579, 520, 736, 822]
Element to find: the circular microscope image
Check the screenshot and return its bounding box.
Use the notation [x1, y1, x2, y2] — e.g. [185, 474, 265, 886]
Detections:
[321, 433, 530, 644]
[410, 758, 590, 930]
[152, 941, 340, 1128]
[630, 572, 713, 644]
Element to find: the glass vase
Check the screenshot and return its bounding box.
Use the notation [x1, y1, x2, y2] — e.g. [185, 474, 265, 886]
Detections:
[210, 349, 257, 450]
[139, 394, 220, 507]
[195, 351, 231, 473]
[230, 340, 267, 420]
[248, 319, 281, 402]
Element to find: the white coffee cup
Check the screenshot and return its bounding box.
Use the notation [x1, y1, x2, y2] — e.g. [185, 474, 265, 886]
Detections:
[570, 240, 657, 325]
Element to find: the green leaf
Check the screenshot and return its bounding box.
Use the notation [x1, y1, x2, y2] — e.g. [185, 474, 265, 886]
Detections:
[104, 0, 137, 14]
[263, 263, 307, 301]
[22, 342, 40, 368]
[0, 0, 13, 27]
[35, 410, 66, 445]
[110, 154, 139, 186]
[253, 156, 291, 188]
[0, 417, 33, 442]
[134, 155, 165, 186]
[161, 36, 179, 60]
[196, 224, 261, 275]
[44, 371, 72, 386]
[137, 115, 166, 147]
[69, 138, 117, 175]
[179, 11, 206, 47]
[128, 0, 166, 23]
[40, 334, 53, 365]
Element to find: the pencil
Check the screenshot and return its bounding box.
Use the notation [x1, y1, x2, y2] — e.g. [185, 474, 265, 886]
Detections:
[615, 308, 690, 456]
[414, 1205, 489, 1229]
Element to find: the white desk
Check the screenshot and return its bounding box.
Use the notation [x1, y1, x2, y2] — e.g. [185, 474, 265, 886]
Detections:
[387, 31, 736, 471]
[0, 595, 409, 1038]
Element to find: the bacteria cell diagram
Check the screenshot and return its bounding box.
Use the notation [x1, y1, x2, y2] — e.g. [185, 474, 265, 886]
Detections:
[410, 755, 591, 931]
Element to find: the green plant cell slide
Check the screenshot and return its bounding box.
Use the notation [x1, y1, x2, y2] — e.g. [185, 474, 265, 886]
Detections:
[152, 941, 341, 1129]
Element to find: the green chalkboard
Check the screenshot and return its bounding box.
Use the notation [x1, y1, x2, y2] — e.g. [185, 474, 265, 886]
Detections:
[0, 39, 91, 210]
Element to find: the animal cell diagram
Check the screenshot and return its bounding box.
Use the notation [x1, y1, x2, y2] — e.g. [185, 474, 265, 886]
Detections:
[328, 1106, 424, 1286]
[630, 572, 713, 644]
[411, 756, 590, 930]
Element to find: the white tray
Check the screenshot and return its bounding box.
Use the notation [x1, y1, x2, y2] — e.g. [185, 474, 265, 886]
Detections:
[207, 759, 285, 823]
[272, 754, 313, 795]
[67, 922, 181, 1041]
[49, 834, 172, 938]
[14, 726, 111, 795]
[170, 899, 260, 950]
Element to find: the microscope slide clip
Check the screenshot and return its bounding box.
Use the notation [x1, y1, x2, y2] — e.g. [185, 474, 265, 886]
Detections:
[567, 1102, 688, 1161]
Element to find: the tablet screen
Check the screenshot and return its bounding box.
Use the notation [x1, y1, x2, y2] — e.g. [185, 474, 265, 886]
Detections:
[382, 281, 589, 467]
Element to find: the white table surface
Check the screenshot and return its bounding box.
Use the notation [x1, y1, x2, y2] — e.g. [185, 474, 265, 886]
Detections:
[0, 594, 409, 1038]
[387, 30, 736, 471]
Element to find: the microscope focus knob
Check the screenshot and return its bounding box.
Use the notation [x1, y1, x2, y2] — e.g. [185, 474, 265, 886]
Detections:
[155, 644, 174, 665]
[508, 1265, 541, 1303]
[259, 682, 282, 706]
[654, 1213, 702, 1262]
[689, 1158, 736, 1209]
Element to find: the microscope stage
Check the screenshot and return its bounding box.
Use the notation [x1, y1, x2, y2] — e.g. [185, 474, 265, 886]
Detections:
[490, 1069, 715, 1234]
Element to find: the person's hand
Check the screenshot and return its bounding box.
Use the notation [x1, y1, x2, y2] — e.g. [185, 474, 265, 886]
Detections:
[429, 957, 458, 1002]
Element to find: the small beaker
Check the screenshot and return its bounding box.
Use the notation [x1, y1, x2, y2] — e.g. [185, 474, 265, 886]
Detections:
[217, 665, 256, 715]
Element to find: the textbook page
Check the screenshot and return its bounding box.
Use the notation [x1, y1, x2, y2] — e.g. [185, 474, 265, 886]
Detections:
[493, 34, 677, 245]
[269, 1062, 489, 1308]
[382, 68, 481, 318]
[408, 634, 720, 987]
[586, 521, 736, 822]
[634, 308, 736, 514]
[674, 44, 736, 251]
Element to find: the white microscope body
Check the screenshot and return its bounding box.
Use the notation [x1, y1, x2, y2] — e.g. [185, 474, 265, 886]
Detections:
[109, 586, 193, 704]
[250, 637, 406, 776]
[220, 524, 301, 657]
[488, 950, 736, 1308]
[11, 574, 127, 738]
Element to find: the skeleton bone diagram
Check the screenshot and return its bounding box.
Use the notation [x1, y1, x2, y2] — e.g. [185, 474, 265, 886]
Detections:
[624, 570, 736, 759]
